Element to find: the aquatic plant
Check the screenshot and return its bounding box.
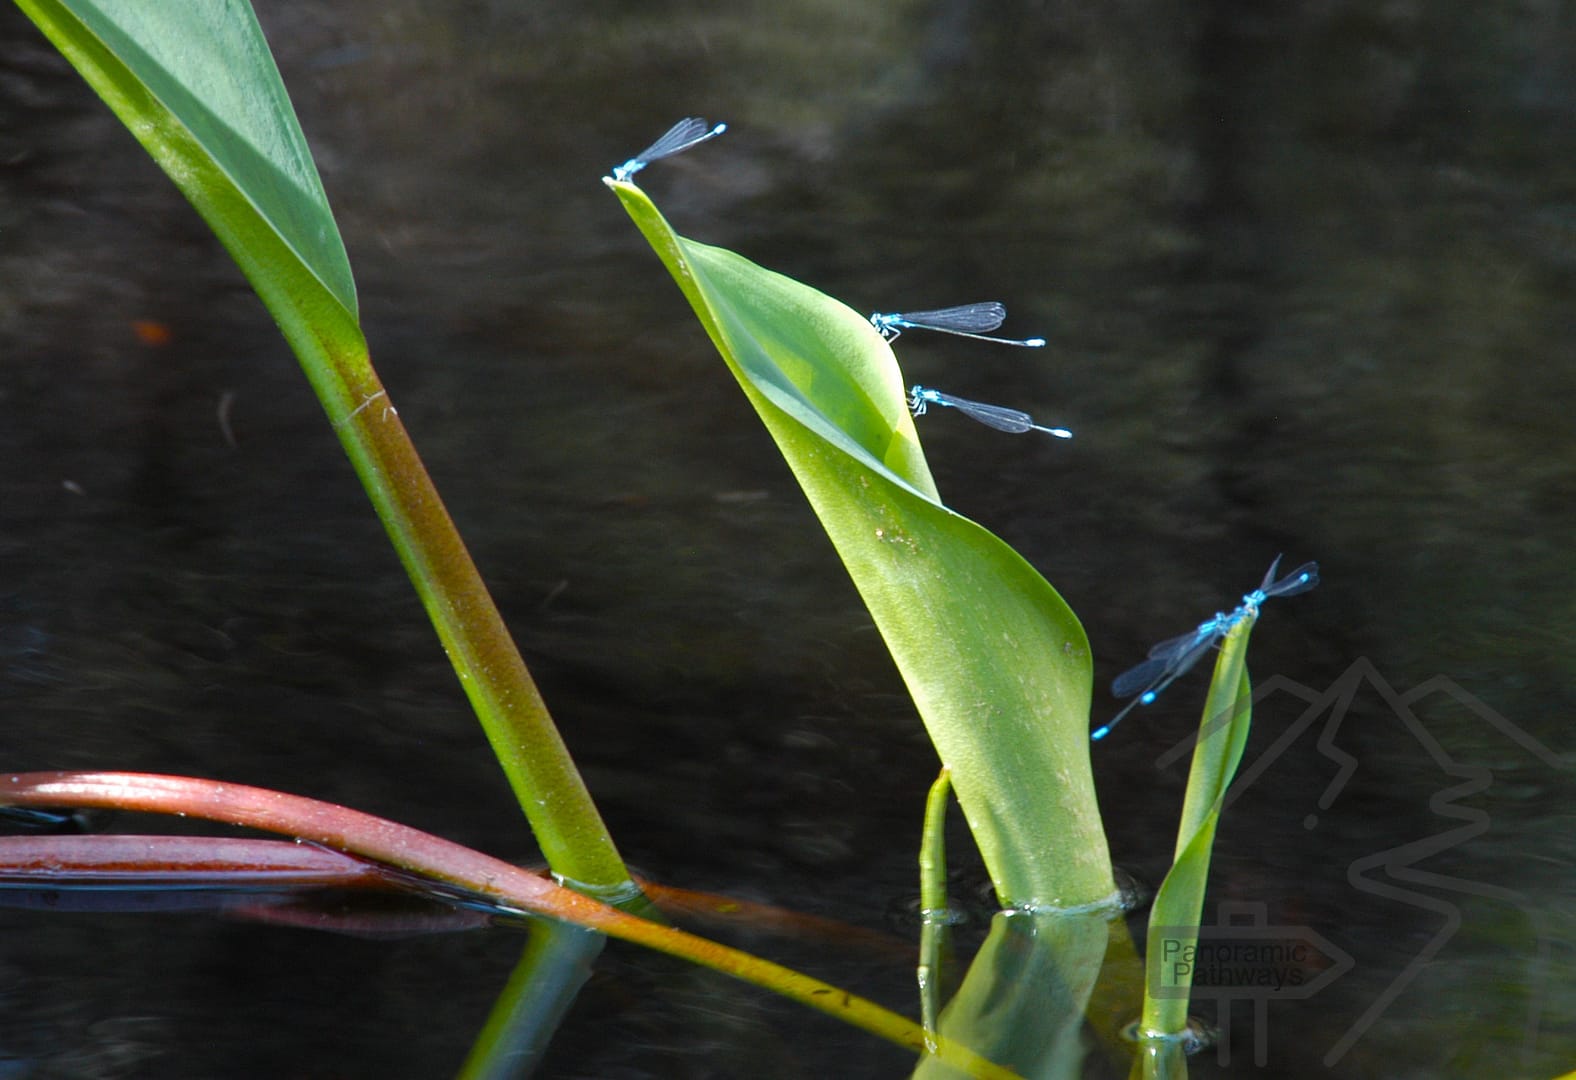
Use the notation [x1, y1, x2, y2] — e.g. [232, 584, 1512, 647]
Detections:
[5, 2, 1318, 1074]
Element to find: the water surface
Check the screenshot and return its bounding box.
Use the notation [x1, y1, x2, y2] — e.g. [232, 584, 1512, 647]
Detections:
[1, 1, 1571, 1075]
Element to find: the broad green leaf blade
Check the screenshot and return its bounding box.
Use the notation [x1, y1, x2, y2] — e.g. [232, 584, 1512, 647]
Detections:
[1141, 619, 1256, 1036]
[21, 0, 357, 324]
[611, 181, 1114, 908]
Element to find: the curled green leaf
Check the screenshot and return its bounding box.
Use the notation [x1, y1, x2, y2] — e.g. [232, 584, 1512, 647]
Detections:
[611, 181, 1114, 908]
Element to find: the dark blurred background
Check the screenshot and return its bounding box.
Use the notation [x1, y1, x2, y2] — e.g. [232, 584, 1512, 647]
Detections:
[1, 1, 1572, 1076]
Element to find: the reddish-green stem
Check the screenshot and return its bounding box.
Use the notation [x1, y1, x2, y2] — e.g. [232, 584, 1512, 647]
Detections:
[13, 0, 631, 892]
[0, 771, 1022, 1080]
[0, 833, 394, 888]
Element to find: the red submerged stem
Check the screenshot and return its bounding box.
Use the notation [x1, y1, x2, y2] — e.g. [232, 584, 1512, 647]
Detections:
[0, 833, 396, 888]
[0, 771, 1022, 1079]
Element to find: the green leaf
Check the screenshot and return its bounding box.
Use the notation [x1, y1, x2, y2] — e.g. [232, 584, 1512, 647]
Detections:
[610, 181, 1114, 908]
[1140, 618, 1257, 1036]
[21, 0, 357, 325]
[916, 910, 1113, 1078]
[20, 0, 635, 890]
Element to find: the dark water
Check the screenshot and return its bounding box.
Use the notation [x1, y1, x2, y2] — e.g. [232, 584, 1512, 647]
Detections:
[2, 1, 1573, 1076]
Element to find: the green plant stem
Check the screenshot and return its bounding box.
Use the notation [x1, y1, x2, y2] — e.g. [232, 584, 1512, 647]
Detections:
[457, 923, 603, 1080]
[918, 767, 954, 1036]
[329, 375, 630, 893]
[919, 768, 953, 915]
[15, 0, 630, 892]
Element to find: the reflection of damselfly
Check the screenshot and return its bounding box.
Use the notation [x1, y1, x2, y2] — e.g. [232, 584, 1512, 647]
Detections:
[908, 386, 1072, 439]
[1093, 556, 1320, 741]
[870, 302, 1045, 347]
[608, 117, 727, 183]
